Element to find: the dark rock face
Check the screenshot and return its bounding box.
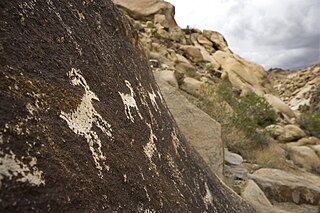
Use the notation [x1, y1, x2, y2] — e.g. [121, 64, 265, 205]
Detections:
[0, 0, 254, 212]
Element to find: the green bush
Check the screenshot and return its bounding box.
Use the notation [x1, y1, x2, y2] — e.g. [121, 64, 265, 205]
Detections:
[299, 111, 320, 137]
[196, 82, 277, 145]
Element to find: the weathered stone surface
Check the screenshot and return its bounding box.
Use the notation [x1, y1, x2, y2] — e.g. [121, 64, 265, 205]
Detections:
[277, 125, 306, 142]
[179, 77, 204, 96]
[179, 45, 204, 63]
[213, 51, 270, 97]
[154, 14, 170, 28]
[154, 74, 224, 180]
[311, 144, 320, 158]
[0, 0, 255, 212]
[112, 0, 177, 28]
[174, 62, 196, 76]
[296, 137, 320, 146]
[265, 124, 285, 139]
[197, 34, 214, 50]
[224, 148, 244, 165]
[153, 70, 178, 88]
[268, 64, 320, 111]
[286, 146, 320, 173]
[202, 30, 230, 53]
[249, 168, 320, 205]
[266, 124, 306, 142]
[264, 94, 296, 121]
[241, 180, 289, 213]
[273, 202, 319, 213]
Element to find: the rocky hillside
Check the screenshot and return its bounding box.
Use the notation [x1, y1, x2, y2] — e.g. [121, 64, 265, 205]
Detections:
[111, 0, 320, 212]
[0, 0, 257, 212]
[268, 64, 320, 111]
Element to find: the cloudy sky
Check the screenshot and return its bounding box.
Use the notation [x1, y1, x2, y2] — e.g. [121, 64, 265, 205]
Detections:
[167, 0, 320, 70]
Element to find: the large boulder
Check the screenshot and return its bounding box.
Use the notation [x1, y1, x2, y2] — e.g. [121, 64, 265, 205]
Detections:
[241, 180, 289, 213]
[249, 168, 320, 205]
[179, 77, 204, 96]
[213, 51, 271, 97]
[202, 30, 231, 53]
[154, 74, 224, 179]
[0, 0, 255, 212]
[264, 94, 296, 121]
[112, 0, 177, 28]
[286, 146, 320, 173]
[266, 124, 306, 142]
[179, 45, 204, 63]
[224, 148, 244, 165]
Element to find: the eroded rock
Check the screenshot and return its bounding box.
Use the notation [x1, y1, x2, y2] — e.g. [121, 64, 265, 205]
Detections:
[249, 168, 320, 205]
[154, 74, 224, 180]
[112, 0, 177, 28]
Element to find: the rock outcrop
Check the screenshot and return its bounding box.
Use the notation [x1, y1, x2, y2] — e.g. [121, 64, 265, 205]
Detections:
[154, 71, 224, 179]
[268, 64, 320, 111]
[249, 168, 320, 206]
[0, 0, 256, 212]
[241, 180, 289, 213]
[112, 0, 177, 28]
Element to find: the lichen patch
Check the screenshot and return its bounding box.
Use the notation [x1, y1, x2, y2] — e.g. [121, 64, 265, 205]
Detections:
[60, 68, 112, 178]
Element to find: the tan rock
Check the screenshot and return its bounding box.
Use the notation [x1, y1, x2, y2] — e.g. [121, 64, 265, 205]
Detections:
[286, 146, 320, 173]
[311, 144, 320, 158]
[174, 53, 191, 65]
[268, 64, 320, 111]
[154, 14, 170, 28]
[179, 77, 204, 96]
[197, 34, 213, 47]
[264, 94, 296, 120]
[179, 45, 204, 62]
[286, 140, 319, 149]
[296, 137, 320, 146]
[153, 70, 178, 88]
[149, 52, 174, 68]
[224, 148, 243, 165]
[265, 124, 284, 139]
[203, 30, 231, 53]
[151, 42, 168, 55]
[249, 168, 320, 205]
[272, 202, 319, 213]
[155, 28, 170, 39]
[197, 34, 215, 53]
[241, 180, 289, 213]
[174, 62, 196, 76]
[213, 50, 269, 96]
[277, 124, 306, 142]
[171, 31, 186, 43]
[112, 0, 177, 28]
[154, 75, 224, 179]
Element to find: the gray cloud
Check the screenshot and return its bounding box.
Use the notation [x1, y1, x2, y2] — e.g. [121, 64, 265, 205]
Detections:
[168, 0, 320, 69]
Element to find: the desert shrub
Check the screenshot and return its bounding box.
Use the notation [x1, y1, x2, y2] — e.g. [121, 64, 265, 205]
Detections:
[195, 83, 231, 125]
[196, 82, 277, 145]
[299, 111, 320, 137]
[186, 81, 293, 170]
[217, 82, 276, 126]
